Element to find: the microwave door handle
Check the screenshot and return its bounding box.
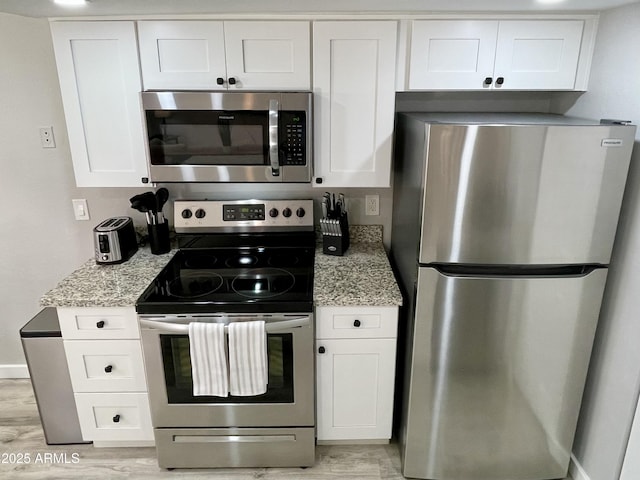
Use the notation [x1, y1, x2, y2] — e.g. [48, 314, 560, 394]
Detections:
[269, 99, 280, 177]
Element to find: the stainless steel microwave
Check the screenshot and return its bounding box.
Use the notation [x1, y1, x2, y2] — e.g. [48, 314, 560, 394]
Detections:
[141, 91, 312, 183]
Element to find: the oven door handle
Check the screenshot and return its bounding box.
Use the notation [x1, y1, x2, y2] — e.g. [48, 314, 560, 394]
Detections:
[139, 316, 310, 334]
[269, 98, 280, 177]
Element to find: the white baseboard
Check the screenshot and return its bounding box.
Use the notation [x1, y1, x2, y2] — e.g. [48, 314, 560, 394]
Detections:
[570, 454, 592, 480]
[0, 364, 30, 379]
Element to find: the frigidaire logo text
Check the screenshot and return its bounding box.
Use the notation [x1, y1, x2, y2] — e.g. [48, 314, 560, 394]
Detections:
[602, 139, 623, 147]
[218, 115, 235, 120]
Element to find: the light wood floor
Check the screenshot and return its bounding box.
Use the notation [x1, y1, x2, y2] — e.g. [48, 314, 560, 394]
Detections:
[0, 379, 404, 479]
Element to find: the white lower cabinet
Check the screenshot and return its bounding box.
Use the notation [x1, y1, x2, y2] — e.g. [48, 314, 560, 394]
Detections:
[315, 306, 398, 442]
[59, 307, 154, 446]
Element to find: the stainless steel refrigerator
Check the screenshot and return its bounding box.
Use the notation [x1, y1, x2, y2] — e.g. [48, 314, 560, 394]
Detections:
[390, 113, 636, 480]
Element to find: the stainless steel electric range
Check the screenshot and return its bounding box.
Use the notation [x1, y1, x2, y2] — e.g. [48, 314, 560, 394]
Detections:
[136, 199, 315, 469]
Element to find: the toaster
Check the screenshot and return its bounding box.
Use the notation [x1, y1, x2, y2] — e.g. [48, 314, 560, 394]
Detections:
[93, 217, 138, 264]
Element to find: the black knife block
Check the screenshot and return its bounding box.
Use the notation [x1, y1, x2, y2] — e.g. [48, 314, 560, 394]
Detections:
[322, 214, 350, 256]
[148, 219, 170, 255]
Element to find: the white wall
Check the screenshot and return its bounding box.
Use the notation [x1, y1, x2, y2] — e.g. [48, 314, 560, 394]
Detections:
[0, 13, 156, 372]
[557, 3, 640, 480]
[0, 12, 393, 371]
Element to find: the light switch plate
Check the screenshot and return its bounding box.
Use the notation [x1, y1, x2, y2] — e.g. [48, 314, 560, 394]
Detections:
[72, 199, 90, 220]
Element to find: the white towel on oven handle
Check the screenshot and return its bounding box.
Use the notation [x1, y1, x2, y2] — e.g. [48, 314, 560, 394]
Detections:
[228, 320, 268, 396]
[188, 322, 229, 397]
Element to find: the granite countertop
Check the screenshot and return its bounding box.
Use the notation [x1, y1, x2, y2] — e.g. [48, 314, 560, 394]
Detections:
[313, 226, 403, 307]
[41, 225, 403, 309]
[40, 248, 176, 308]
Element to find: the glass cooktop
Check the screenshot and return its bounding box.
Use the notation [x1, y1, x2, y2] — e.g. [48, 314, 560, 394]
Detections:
[136, 246, 315, 314]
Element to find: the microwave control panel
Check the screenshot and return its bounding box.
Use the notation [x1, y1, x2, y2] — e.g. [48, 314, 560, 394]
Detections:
[280, 111, 306, 166]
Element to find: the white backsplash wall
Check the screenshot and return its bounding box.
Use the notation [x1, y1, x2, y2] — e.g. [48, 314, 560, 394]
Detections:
[160, 183, 393, 243]
[395, 90, 565, 113]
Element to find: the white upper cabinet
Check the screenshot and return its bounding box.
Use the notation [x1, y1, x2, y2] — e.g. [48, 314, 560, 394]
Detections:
[224, 22, 311, 90]
[50, 22, 149, 187]
[313, 21, 397, 188]
[138, 21, 311, 91]
[408, 20, 499, 90]
[408, 19, 586, 91]
[494, 20, 584, 90]
[138, 21, 226, 90]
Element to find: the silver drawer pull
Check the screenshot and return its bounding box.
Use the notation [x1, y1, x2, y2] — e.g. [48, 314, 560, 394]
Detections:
[173, 435, 296, 444]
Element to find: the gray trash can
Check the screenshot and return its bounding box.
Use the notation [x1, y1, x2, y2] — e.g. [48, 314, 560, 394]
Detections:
[20, 308, 90, 445]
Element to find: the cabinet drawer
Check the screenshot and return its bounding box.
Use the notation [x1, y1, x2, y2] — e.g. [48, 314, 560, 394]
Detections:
[74, 392, 154, 442]
[316, 306, 398, 339]
[64, 340, 147, 392]
[58, 307, 139, 339]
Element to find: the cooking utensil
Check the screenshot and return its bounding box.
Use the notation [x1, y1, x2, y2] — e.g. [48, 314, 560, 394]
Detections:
[156, 188, 169, 210]
[130, 191, 161, 224]
[155, 188, 169, 224]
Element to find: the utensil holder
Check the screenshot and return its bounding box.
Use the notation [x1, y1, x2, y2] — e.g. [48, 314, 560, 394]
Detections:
[321, 214, 350, 256]
[148, 219, 170, 255]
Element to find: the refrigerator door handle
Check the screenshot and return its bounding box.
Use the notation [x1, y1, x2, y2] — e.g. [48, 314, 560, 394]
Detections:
[430, 263, 604, 278]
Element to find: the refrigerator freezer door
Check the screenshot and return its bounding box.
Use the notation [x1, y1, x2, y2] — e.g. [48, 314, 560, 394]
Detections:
[401, 266, 607, 480]
[419, 123, 635, 265]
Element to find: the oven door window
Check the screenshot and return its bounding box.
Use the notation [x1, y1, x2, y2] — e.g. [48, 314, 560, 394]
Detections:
[160, 333, 294, 404]
[146, 110, 268, 167]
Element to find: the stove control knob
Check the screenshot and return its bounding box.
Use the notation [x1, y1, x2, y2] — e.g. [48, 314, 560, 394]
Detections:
[296, 207, 306, 218]
[282, 208, 292, 218]
[269, 208, 279, 218]
[181, 209, 192, 219]
[195, 209, 206, 219]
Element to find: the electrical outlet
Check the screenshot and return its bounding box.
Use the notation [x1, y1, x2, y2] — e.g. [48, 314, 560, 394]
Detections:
[39, 126, 56, 148]
[72, 199, 90, 221]
[365, 194, 380, 216]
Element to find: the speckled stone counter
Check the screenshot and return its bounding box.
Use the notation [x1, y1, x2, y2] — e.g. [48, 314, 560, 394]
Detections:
[314, 226, 403, 307]
[41, 225, 402, 309]
[40, 248, 176, 308]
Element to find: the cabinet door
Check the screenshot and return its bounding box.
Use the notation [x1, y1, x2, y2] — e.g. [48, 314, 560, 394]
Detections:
[316, 338, 397, 441]
[50, 22, 148, 187]
[313, 21, 397, 187]
[138, 21, 227, 90]
[224, 21, 310, 90]
[409, 20, 499, 90]
[493, 20, 584, 90]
